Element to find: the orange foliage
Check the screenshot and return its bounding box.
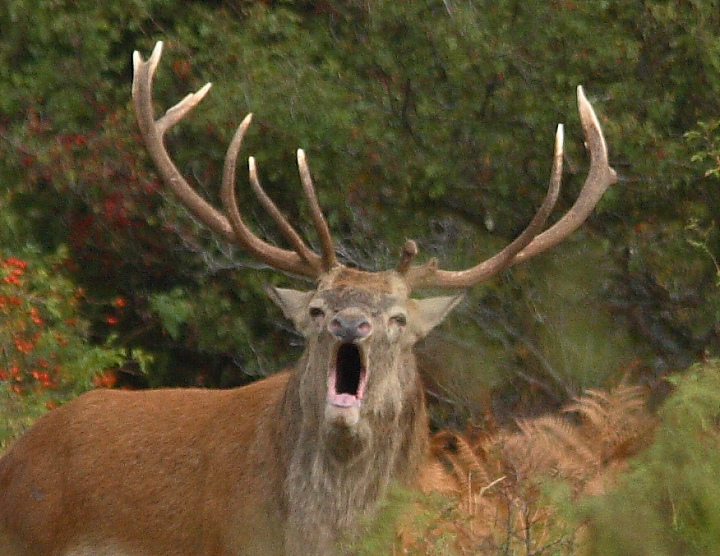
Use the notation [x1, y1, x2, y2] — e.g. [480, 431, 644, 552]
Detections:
[406, 384, 657, 553]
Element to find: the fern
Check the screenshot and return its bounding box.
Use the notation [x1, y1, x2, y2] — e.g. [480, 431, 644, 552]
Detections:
[411, 381, 656, 554]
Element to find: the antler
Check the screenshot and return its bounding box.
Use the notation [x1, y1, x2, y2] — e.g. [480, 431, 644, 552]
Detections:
[132, 41, 334, 279]
[133, 42, 615, 289]
[404, 86, 617, 290]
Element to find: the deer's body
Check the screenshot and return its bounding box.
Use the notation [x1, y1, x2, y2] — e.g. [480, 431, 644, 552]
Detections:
[0, 270, 437, 556]
[0, 42, 616, 556]
[0, 355, 427, 556]
[1, 374, 285, 555]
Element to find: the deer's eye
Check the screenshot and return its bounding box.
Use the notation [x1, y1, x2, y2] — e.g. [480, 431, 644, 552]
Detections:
[389, 313, 407, 326]
[309, 307, 325, 319]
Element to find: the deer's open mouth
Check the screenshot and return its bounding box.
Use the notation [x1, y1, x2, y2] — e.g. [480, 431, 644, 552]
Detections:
[327, 343, 367, 408]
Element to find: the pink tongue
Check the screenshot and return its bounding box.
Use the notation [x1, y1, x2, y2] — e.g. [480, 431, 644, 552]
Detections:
[328, 393, 359, 408]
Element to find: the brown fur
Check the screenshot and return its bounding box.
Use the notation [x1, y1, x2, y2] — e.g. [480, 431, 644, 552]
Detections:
[327, 267, 397, 293]
[0, 274, 460, 556]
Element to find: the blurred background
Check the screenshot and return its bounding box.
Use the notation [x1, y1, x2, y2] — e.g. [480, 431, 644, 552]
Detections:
[1, 0, 718, 436]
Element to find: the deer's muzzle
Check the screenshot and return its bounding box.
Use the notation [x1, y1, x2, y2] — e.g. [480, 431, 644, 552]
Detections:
[329, 313, 372, 342]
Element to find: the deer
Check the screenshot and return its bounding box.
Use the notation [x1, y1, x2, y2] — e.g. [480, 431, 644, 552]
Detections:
[0, 41, 616, 556]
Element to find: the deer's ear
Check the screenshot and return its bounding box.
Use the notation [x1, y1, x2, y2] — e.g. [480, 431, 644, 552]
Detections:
[265, 286, 315, 328]
[408, 294, 465, 339]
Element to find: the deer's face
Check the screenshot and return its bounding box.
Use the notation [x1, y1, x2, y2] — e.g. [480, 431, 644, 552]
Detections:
[267, 268, 462, 433]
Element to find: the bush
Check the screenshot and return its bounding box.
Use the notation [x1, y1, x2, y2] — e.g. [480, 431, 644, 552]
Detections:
[581, 359, 720, 555]
[1, 0, 719, 423]
[0, 241, 149, 448]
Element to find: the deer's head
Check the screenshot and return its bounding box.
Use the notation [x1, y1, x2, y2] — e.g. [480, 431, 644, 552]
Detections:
[267, 267, 462, 440]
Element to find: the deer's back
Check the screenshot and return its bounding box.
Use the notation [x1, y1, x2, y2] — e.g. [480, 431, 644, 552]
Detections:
[0, 371, 291, 556]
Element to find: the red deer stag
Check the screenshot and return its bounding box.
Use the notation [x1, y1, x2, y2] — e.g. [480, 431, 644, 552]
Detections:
[0, 41, 616, 556]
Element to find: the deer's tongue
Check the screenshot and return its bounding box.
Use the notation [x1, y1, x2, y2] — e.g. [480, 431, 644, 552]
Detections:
[327, 343, 366, 408]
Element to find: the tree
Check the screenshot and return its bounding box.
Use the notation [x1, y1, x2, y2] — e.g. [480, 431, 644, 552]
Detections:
[0, 0, 718, 418]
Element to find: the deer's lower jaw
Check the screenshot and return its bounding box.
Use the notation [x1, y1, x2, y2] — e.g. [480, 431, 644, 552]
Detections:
[327, 343, 367, 409]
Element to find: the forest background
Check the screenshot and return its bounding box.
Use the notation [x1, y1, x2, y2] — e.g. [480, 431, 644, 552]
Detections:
[1, 0, 719, 553]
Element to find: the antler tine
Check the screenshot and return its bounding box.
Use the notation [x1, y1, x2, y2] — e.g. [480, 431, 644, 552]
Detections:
[134, 42, 321, 279]
[247, 156, 324, 274]
[407, 122, 565, 290]
[133, 41, 234, 242]
[397, 240, 420, 274]
[509, 86, 617, 264]
[407, 86, 616, 291]
[220, 118, 322, 278]
[297, 150, 338, 271]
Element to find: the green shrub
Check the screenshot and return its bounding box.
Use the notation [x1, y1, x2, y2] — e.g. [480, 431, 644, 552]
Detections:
[0, 242, 149, 448]
[581, 359, 720, 555]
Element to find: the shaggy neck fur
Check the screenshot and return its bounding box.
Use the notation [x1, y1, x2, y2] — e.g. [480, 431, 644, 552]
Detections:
[279, 350, 428, 555]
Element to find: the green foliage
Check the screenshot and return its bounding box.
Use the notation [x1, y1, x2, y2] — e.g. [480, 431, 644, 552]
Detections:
[581, 359, 720, 555]
[340, 486, 464, 556]
[150, 287, 193, 341]
[686, 120, 720, 180]
[147, 278, 282, 387]
[343, 480, 581, 555]
[0, 239, 150, 448]
[339, 485, 414, 556]
[685, 218, 720, 309]
[0, 0, 718, 418]
[684, 119, 720, 320]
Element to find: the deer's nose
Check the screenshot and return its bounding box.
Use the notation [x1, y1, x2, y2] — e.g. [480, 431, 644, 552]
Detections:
[329, 313, 372, 342]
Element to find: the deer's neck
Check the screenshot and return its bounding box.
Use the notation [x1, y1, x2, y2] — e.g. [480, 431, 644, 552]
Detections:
[278, 353, 429, 542]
